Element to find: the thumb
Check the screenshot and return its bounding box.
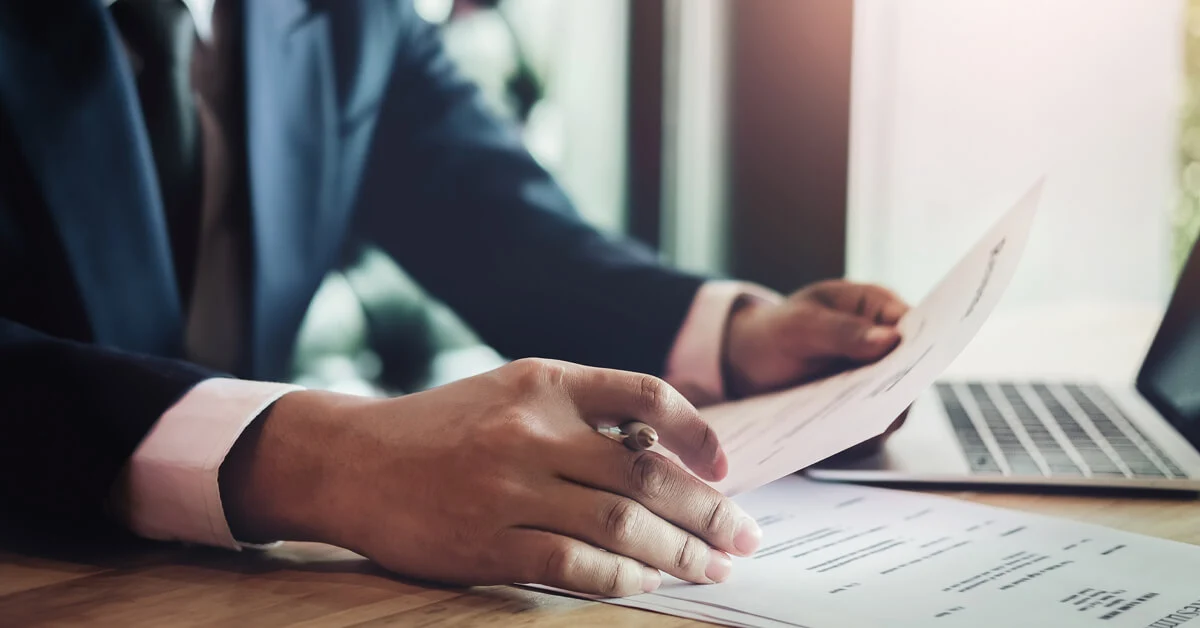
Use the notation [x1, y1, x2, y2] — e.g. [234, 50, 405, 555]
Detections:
[807, 307, 901, 361]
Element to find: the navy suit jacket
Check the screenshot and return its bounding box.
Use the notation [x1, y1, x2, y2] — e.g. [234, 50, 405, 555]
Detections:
[0, 0, 704, 530]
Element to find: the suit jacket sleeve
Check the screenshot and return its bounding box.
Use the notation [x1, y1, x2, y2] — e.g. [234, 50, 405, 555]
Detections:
[350, 5, 706, 377]
[0, 317, 213, 530]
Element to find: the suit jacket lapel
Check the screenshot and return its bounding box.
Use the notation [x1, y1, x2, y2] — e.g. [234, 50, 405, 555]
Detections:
[0, 0, 183, 355]
[244, 0, 340, 379]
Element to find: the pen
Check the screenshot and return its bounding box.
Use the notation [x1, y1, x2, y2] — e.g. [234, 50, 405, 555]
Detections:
[598, 421, 659, 451]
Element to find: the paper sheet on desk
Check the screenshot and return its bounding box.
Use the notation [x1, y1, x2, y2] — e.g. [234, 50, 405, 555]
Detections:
[613, 475, 1200, 628]
[704, 180, 1045, 496]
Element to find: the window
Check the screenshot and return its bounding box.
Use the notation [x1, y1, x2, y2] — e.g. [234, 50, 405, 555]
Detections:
[848, 0, 1185, 312]
[441, 0, 630, 234]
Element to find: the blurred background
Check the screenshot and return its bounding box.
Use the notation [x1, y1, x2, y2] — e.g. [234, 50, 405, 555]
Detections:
[292, 0, 1200, 395]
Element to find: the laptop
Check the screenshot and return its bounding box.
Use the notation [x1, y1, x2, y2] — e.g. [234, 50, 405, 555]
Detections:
[809, 232, 1200, 491]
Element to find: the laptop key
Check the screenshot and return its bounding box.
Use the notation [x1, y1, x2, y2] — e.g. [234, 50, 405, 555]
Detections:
[1126, 463, 1167, 477]
[967, 455, 1003, 474]
[1091, 470, 1129, 478]
[1008, 459, 1044, 476]
[1048, 464, 1085, 476]
[1041, 453, 1077, 467]
[1082, 459, 1123, 475]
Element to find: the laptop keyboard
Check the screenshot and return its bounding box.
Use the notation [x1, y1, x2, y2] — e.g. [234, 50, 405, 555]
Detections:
[936, 382, 1186, 479]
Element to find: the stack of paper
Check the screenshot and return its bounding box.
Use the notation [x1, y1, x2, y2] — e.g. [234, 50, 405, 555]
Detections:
[695, 180, 1046, 496]
[612, 475, 1200, 628]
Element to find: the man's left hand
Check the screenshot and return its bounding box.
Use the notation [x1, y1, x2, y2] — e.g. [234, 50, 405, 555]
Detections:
[723, 279, 910, 399]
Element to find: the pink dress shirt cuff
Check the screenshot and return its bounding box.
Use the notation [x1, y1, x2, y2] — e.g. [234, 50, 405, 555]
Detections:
[664, 281, 783, 407]
[118, 378, 303, 550]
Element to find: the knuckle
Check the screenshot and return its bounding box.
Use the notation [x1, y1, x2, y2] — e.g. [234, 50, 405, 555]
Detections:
[541, 362, 569, 389]
[810, 279, 840, 293]
[604, 566, 625, 597]
[811, 279, 840, 297]
[603, 560, 641, 598]
[637, 375, 674, 415]
[603, 498, 644, 546]
[673, 535, 707, 574]
[508, 358, 568, 395]
[802, 280, 838, 302]
[628, 452, 672, 500]
[702, 498, 735, 540]
[609, 561, 638, 597]
[508, 358, 548, 388]
[542, 541, 584, 583]
[507, 357, 544, 375]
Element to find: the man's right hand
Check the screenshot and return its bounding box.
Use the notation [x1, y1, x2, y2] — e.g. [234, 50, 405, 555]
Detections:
[219, 359, 763, 597]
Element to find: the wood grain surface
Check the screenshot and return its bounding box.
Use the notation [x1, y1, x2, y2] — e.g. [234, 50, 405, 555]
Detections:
[2, 486, 1196, 627]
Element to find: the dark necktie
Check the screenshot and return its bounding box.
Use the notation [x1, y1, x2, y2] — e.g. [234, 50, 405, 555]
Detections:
[110, 0, 203, 302]
[111, 0, 248, 373]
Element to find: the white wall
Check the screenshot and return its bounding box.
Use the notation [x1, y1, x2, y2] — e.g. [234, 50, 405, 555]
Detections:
[848, 0, 1185, 312]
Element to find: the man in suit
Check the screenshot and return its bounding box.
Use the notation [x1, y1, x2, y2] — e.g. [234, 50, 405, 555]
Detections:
[0, 0, 908, 596]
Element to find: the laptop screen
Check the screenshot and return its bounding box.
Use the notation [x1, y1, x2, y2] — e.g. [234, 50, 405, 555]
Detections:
[1137, 232, 1200, 449]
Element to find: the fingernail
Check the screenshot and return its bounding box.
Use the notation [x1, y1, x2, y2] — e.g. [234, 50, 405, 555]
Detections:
[706, 548, 733, 583]
[642, 567, 662, 593]
[733, 517, 763, 556]
[865, 326, 894, 344]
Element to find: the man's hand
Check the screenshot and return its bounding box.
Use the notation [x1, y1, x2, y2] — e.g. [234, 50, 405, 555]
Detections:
[220, 359, 763, 598]
[724, 279, 910, 398]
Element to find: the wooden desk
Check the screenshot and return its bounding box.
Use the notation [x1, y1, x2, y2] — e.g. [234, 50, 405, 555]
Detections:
[2, 489, 1197, 627]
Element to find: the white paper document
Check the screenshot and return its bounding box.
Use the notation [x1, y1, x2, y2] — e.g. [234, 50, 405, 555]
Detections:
[701, 181, 1045, 496]
[614, 476, 1200, 628]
